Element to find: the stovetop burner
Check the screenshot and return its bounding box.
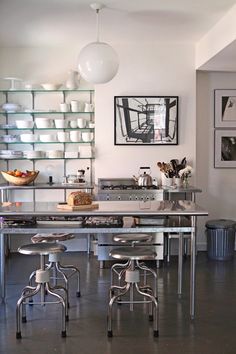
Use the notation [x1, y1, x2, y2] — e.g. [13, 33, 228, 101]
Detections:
[101, 184, 158, 190]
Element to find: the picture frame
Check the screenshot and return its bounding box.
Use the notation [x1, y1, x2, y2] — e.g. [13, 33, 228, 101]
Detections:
[214, 89, 236, 128]
[114, 96, 178, 145]
[214, 129, 236, 168]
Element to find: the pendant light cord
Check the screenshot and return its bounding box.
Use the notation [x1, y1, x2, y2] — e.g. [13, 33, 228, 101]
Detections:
[96, 9, 100, 42]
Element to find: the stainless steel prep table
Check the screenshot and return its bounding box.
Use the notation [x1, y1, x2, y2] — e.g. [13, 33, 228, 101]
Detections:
[0, 200, 208, 318]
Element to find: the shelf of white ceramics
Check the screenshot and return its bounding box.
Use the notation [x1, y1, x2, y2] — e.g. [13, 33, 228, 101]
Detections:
[0, 89, 94, 93]
[0, 111, 94, 115]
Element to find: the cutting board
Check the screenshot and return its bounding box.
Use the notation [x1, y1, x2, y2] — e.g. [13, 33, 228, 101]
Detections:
[57, 203, 99, 211]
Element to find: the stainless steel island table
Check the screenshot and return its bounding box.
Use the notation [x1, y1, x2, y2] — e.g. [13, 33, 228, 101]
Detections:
[0, 200, 208, 318]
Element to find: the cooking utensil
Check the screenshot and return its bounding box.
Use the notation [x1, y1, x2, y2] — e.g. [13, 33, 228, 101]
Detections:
[133, 167, 153, 187]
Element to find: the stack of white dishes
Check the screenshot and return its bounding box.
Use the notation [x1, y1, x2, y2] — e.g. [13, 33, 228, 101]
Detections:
[0, 150, 23, 158]
[0, 134, 20, 143]
[24, 151, 45, 159]
[47, 150, 64, 158]
[39, 134, 57, 142]
[1, 103, 21, 112]
[16, 120, 34, 129]
[20, 134, 38, 143]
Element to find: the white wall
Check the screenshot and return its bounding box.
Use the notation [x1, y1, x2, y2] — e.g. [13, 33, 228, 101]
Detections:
[95, 42, 196, 182]
[196, 4, 236, 70]
[196, 70, 236, 249]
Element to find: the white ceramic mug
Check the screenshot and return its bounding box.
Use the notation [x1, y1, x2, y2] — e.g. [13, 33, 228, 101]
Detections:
[55, 119, 68, 128]
[82, 132, 94, 142]
[70, 130, 81, 142]
[57, 132, 69, 142]
[77, 118, 87, 128]
[69, 120, 77, 128]
[84, 103, 94, 112]
[70, 100, 80, 112]
[60, 103, 70, 113]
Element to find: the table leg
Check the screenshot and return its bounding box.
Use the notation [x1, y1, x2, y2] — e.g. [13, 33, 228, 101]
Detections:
[190, 215, 196, 319]
[178, 232, 183, 295]
[0, 231, 6, 301]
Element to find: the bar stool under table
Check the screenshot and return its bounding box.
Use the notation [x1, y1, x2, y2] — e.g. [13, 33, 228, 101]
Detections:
[111, 233, 158, 298]
[108, 246, 159, 337]
[16, 242, 68, 339]
[30, 233, 81, 300]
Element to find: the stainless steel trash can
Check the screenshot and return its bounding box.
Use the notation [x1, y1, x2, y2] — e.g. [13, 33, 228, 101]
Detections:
[206, 219, 235, 261]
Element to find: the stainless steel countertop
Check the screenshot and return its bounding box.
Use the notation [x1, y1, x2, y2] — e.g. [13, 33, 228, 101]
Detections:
[0, 200, 208, 217]
[0, 183, 94, 190]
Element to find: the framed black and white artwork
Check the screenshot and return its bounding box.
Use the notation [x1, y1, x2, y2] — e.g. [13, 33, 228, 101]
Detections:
[215, 89, 236, 128]
[114, 96, 178, 145]
[214, 130, 236, 167]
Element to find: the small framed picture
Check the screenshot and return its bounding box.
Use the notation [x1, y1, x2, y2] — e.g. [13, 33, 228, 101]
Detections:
[114, 96, 178, 145]
[214, 129, 236, 168]
[215, 89, 236, 128]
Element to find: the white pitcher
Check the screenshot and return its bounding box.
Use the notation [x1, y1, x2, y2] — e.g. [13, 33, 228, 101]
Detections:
[84, 103, 94, 112]
[65, 70, 80, 89]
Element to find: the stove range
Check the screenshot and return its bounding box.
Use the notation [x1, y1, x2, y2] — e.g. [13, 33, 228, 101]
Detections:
[96, 178, 164, 267]
[97, 178, 163, 201]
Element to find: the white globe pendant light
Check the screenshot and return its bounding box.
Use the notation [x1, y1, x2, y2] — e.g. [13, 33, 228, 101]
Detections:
[78, 3, 119, 84]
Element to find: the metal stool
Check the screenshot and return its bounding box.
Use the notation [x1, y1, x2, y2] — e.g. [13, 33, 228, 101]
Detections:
[108, 246, 159, 338]
[30, 233, 80, 298]
[111, 233, 157, 297]
[16, 243, 68, 339]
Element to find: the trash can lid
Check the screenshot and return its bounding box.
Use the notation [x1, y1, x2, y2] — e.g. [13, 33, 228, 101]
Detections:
[205, 219, 236, 229]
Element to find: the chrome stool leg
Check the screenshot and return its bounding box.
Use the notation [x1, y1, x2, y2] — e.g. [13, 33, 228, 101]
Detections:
[108, 246, 158, 337]
[136, 260, 158, 298]
[135, 283, 159, 337]
[107, 283, 131, 337]
[56, 262, 81, 297]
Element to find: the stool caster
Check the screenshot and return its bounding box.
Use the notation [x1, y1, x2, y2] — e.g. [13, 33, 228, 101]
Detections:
[16, 332, 22, 339]
[61, 330, 67, 338]
[154, 330, 159, 337]
[107, 330, 113, 338]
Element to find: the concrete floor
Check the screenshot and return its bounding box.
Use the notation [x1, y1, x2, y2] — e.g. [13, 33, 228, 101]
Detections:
[0, 252, 236, 354]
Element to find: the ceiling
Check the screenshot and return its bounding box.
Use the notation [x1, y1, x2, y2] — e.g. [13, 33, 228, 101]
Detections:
[0, 0, 235, 47]
[0, 0, 236, 71]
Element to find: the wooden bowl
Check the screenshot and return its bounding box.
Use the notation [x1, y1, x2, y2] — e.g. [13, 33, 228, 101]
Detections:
[0, 171, 39, 185]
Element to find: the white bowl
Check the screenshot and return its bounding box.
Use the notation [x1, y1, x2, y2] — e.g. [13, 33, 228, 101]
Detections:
[35, 118, 54, 128]
[39, 134, 57, 143]
[57, 132, 69, 142]
[2, 103, 21, 112]
[25, 151, 44, 158]
[20, 134, 38, 143]
[81, 132, 94, 142]
[41, 83, 61, 90]
[16, 120, 34, 129]
[47, 150, 64, 158]
[55, 119, 68, 128]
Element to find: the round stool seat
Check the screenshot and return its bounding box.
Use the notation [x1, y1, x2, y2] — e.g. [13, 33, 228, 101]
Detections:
[109, 246, 157, 261]
[18, 242, 67, 256]
[113, 233, 152, 243]
[31, 233, 74, 243]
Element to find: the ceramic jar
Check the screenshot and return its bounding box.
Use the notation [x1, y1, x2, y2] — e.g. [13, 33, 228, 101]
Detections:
[65, 70, 80, 89]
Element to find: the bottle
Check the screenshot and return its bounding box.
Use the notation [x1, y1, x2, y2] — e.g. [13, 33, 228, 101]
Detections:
[65, 70, 80, 89]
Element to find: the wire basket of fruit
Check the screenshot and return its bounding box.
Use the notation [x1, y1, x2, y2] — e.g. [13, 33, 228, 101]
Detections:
[0, 170, 39, 185]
